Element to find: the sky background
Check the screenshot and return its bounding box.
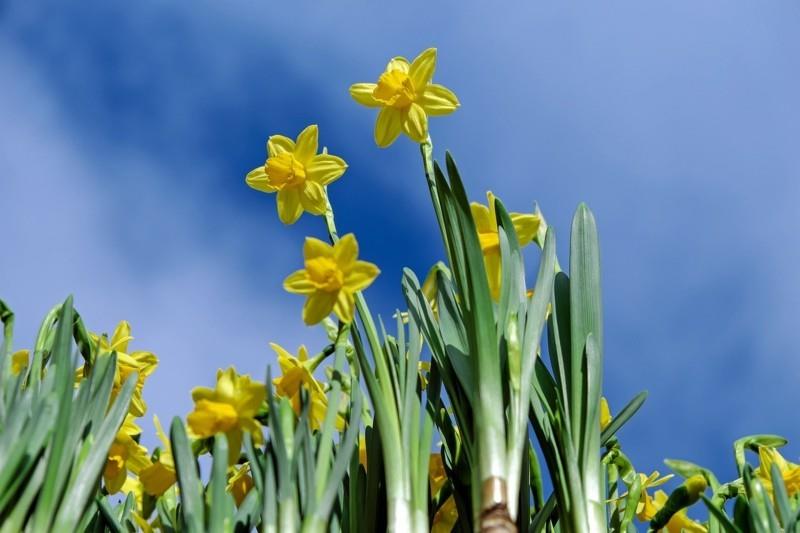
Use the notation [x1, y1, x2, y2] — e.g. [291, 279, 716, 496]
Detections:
[1, 0, 799, 496]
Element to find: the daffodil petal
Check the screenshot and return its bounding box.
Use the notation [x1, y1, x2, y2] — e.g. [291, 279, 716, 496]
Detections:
[403, 103, 428, 143]
[421, 84, 460, 116]
[483, 250, 502, 301]
[386, 56, 410, 73]
[306, 154, 347, 185]
[300, 181, 327, 215]
[409, 48, 436, 90]
[267, 135, 295, 157]
[349, 83, 380, 107]
[276, 189, 303, 224]
[470, 202, 494, 233]
[284, 270, 315, 294]
[334, 233, 359, 268]
[333, 290, 356, 323]
[510, 213, 541, 245]
[304, 236, 334, 260]
[302, 291, 338, 325]
[344, 261, 380, 292]
[374, 106, 404, 147]
[293, 124, 319, 164]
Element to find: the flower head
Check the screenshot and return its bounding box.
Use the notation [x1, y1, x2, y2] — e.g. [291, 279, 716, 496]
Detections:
[271, 343, 344, 431]
[350, 48, 459, 147]
[284, 234, 380, 325]
[755, 446, 800, 497]
[246, 125, 347, 224]
[630, 471, 674, 521]
[104, 415, 150, 494]
[187, 367, 265, 464]
[139, 415, 177, 496]
[470, 192, 541, 300]
[10, 349, 29, 376]
[77, 321, 158, 417]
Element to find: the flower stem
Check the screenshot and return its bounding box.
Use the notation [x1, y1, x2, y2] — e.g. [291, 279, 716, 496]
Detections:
[420, 137, 449, 252]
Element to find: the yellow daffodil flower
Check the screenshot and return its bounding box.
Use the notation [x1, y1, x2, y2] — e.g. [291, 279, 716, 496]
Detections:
[284, 234, 380, 325]
[76, 321, 158, 417]
[227, 462, 255, 506]
[246, 125, 347, 224]
[600, 397, 612, 431]
[755, 446, 800, 497]
[350, 48, 459, 147]
[139, 415, 177, 496]
[429, 453, 458, 533]
[470, 192, 541, 300]
[651, 490, 707, 533]
[187, 367, 265, 464]
[629, 471, 674, 521]
[10, 349, 29, 375]
[104, 415, 150, 494]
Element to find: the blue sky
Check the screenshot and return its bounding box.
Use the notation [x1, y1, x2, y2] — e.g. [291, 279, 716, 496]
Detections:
[1, 0, 799, 490]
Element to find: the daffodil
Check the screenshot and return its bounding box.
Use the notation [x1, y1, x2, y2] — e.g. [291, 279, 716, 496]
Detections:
[187, 367, 265, 464]
[284, 234, 380, 325]
[429, 453, 458, 533]
[76, 321, 158, 417]
[245, 125, 347, 224]
[629, 471, 674, 521]
[139, 415, 177, 496]
[10, 349, 29, 375]
[104, 415, 150, 494]
[755, 446, 800, 497]
[470, 192, 541, 300]
[271, 343, 343, 431]
[350, 48, 459, 147]
[600, 397, 612, 431]
[651, 490, 707, 533]
[227, 462, 255, 506]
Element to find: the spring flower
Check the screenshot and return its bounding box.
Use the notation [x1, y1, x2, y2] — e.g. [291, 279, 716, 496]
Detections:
[187, 367, 265, 464]
[755, 446, 800, 496]
[271, 343, 344, 431]
[600, 397, 612, 431]
[245, 125, 347, 224]
[470, 192, 542, 300]
[350, 48, 459, 147]
[10, 349, 29, 375]
[76, 321, 158, 417]
[651, 490, 707, 533]
[284, 234, 380, 325]
[104, 415, 150, 494]
[630, 471, 674, 521]
[227, 463, 255, 506]
[429, 453, 458, 533]
[139, 415, 177, 496]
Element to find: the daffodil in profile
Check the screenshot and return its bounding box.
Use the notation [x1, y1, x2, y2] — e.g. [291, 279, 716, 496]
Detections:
[76, 321, 158, 417]
[284, 234, 380, 325]
[139, 415, 177, 496]
[187, 367, 265, 464]
[350, 48, 459, 147]
[755, 446, 800, 496]
[104, 415, 150, 494]
[246, 125, 347, 224]
[630, 471, 674, 521]
[271, 343, 344, 431]
[470, 192, 541, 300]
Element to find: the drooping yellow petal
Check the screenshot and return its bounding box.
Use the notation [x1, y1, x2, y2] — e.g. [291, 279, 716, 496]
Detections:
[293, 124, 319, 164]
[511, 213, 541, 245]
[421, 84, 460, 116]
[349, 83, 380, 107]
[374, 106, 404, 147]
[246, 167, 276, 193]
[276, 188, 303, 225]
[284, 270, 315, 294]
[306, 154, 347, 185]
[267, 135, 295, 157]
[409, 48, 436, 91]
[403, 102, 428, 142]
[300, 181, 327, 215]
[302, 291, 338, 325]
[304, 237, 334, 260]
[333, 290, 356, 324]
[334, 233, 359, 269]
[344, 262, 380, 292]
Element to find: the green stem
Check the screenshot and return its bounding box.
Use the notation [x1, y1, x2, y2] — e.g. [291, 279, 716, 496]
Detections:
[420, 137, 449, 252]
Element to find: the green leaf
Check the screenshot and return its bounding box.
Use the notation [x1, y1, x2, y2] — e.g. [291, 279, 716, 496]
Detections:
[702, 495, 744, 533]
[734, 435, 788, 476]
[169, 416, 205, 533]
[601, 391, 647, 446]
[209, 433, 232, 533]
